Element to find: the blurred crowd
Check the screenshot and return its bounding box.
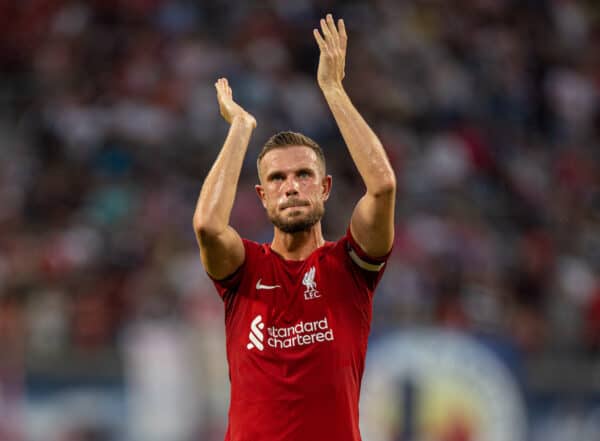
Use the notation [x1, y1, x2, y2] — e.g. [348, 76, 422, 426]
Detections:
[1, 0, 600, 439]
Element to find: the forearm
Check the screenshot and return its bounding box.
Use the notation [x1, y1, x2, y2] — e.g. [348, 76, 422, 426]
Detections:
[322, 85, 395, 195]
[193, 116, 255, 236]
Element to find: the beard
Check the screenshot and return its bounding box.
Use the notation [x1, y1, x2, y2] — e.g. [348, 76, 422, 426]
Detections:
[269, 203, 325, 234]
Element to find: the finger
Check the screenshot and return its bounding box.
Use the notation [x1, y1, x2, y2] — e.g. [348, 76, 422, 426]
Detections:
[221, 78, 231, 95]
[313, 28, 326, 51]
[320, 18, 334, 50]
[216, 81, 229, 103]
[217, 78, 230, 98]
[325, 14, 340, 48]
[338, 19, 347, 52]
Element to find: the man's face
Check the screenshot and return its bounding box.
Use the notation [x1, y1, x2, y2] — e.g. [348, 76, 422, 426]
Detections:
[256, 146, 331, 234]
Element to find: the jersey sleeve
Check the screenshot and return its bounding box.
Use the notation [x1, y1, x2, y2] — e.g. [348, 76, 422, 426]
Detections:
[209, 238, 260, 300]
[343, 227, 392, 292]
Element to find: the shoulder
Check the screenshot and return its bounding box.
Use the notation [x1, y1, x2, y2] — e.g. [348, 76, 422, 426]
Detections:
[242, 238, 274, 261]
[321, 228, 392, 291]
[326, 229, 390, 269]
[319, 228, 389, 295]
[241, 237, 265, 254]
[210, 238, 269, 294]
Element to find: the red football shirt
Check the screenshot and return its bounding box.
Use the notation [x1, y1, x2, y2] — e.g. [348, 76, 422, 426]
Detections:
[211, 229, 390, 441]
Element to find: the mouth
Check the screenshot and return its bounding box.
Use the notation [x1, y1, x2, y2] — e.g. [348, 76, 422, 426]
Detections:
[280, 200, 309, 211]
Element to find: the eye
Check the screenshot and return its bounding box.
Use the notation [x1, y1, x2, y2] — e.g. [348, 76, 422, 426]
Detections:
[298, 170, 312, 178]
[269, 173, 285, 182]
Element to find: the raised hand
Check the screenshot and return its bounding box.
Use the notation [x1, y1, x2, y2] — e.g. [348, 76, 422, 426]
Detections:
[313, 14, 347, 89]
[215, 78, 256, 128]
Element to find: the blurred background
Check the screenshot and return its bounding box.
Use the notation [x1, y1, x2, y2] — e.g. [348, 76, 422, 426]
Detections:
[1, 0, 600, 440]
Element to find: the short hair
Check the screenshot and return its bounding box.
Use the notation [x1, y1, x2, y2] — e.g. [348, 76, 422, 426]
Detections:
[257, 131, 326, 178]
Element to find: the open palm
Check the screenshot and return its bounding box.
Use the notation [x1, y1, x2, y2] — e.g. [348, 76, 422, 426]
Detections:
[215, 78, 256, 128]
[313, 14, 347, 88]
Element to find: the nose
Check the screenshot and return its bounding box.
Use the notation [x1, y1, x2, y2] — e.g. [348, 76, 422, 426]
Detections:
[283, 176, 299, 196]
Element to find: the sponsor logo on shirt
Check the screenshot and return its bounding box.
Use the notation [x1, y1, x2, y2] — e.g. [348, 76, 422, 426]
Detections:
[302, 266, 320, 300]
[246, 314, 334, 351]
[246, 315, 265, 351]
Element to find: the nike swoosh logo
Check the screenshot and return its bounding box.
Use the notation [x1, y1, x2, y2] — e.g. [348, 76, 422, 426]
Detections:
[256, 279, 281, 290]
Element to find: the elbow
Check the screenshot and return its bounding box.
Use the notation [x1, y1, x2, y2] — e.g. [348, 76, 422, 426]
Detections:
[193, 217, 205, 239]
[372, 172, 396, 198]
[193, 214, 219, 240]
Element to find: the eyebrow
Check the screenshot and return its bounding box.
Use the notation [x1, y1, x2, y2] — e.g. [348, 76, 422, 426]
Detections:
[265, 167, 316, 181]
[266, 171, 285, 181]
[296, 168, 314, 176]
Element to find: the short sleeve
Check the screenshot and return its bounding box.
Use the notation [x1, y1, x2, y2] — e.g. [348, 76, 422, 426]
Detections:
[343, 228, 392, 291]
[209, 239, 260, 299]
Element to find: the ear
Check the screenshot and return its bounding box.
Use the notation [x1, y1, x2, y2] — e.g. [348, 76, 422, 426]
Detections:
[255, 184, 267, 208]
[321, 175, 332, 201]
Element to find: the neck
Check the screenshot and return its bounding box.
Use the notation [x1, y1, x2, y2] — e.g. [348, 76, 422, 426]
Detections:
[270, 223, 325, 260]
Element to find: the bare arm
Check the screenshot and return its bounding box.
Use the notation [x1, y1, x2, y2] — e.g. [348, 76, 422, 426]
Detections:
[193, 78, 256, 279]
[314, 15, 396, 257]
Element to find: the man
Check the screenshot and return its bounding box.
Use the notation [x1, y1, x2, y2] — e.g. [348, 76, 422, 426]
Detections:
[194, 14, 396, 441]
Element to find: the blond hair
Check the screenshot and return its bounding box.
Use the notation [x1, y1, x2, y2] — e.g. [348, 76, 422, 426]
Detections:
[257, 131, 326, 177]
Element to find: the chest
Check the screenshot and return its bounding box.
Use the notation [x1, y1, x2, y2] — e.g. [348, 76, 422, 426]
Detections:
[245, 258, 337, 325]
[226, 252, 371, 360]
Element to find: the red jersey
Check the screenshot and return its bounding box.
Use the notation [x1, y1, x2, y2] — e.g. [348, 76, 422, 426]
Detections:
[211, 230, 390, 441]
